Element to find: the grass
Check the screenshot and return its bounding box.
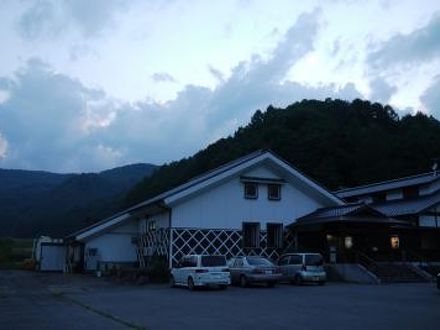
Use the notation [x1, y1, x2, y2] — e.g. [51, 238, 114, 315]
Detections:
[0, 237, 33, 269]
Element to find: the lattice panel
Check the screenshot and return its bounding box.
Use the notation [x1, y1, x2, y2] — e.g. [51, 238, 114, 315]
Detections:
[136, 227, 296, 268]
[137, 229, 169, 267]
[169, 228, 294, 266]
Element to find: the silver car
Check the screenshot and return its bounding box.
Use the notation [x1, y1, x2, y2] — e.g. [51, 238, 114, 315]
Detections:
[278, 253, 326, 285]
[229, 256, 281, 287]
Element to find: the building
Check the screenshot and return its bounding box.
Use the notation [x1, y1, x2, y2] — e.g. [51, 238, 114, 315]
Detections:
[65, 150, 343, 271]
[64, 151, 440, 275]
[334, 172, 440, 261]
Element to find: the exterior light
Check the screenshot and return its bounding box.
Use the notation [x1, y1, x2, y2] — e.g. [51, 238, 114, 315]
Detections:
[344, 236, 353, 249]
[390, 235, 400, 249]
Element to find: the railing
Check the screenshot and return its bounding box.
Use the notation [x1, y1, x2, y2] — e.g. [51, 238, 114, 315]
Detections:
[353, 250, 379, 273]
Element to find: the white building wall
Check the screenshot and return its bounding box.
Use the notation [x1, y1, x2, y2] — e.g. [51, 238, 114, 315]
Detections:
[84, 221, 138, 270]
[170, 166, 325, 229]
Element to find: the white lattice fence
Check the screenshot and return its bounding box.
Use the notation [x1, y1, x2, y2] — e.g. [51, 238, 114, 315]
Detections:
[137, 227, 296, 267]
[169, 228, 295, 266]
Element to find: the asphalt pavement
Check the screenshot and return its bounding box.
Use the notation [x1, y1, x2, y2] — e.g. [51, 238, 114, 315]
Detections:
[1, 270, 439, 330]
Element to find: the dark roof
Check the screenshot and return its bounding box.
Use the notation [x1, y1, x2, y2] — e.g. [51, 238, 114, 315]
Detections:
[371, 190, 440, 217]
[292, 203, 411, 227]
[336, 171, 440, 198]
[296, 203, 385, 222]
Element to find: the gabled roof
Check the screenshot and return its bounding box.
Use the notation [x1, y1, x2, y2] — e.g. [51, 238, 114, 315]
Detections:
[296, 203, 386, 222]
[292, 203, 411, 227]
[371, 190, 440, 217]
[68, 150, 344, 241]
[336, 172, 440, 198]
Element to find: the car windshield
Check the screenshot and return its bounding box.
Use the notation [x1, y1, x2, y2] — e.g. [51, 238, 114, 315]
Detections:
[201, 256, 226, 267]
[247, 257, 274, 266]
[305, 255, 323, 266]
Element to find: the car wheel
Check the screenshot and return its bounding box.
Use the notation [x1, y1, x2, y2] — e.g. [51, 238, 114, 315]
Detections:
[188, 277, 195, 291]
[240, 275, 248, 288]
[170, 275, 176, 288]
[267, 281, 276, 288]
[294, 274, 303, 286]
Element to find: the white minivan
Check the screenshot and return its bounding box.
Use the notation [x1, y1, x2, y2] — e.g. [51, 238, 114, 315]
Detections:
[170, 255, 231, 290]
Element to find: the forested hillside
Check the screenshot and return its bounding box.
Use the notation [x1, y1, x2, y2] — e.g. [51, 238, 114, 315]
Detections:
[0, 164, 156, 237]
[125, 98, 440, 207]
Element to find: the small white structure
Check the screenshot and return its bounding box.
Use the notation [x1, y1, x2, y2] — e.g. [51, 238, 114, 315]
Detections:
[67, 151, 343, 270]
[33, 236, 65, 272]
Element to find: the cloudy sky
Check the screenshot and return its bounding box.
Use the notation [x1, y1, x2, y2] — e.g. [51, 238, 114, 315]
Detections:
[0, 0, 439, 172]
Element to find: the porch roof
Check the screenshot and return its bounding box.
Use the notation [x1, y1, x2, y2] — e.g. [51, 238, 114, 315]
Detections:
[290, 203, 413, 228]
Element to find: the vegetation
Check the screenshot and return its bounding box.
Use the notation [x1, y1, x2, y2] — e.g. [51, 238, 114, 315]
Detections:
[0, 238, 33, 269]
[0, 164, 156, 238]
[125, 98, 440, 206]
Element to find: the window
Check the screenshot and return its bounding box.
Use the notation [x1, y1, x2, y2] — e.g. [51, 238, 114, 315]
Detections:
[242, 222, 260, 248]
[390, 235, 400, 249]
[233, 258, 243, 267]
[201, 256, 226, 267]
[403, 186, 419, 199]
[244, 182, 258, 199]
[305, 254, 323, 266]
[278, 256, 290, 265]
[372, 192, 386, 203]
[181, 256, 197, 267]
[147, 220, 157, 231]
[246, 257, 274, 266]
[344, 236, 353, 250]
[267, 184, 281, 200]
[267, 223, 283, 248]
[289, 255, 303, 265]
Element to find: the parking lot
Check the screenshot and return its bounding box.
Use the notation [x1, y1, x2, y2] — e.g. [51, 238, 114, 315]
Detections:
[1, 270, 439, 330]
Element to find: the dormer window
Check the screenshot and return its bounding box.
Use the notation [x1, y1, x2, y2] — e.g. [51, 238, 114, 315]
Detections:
[268, 184, 281, 200]
[372, 192, 386, 203]
[244, 182, 258, 199]
[403, 186, 419, 199]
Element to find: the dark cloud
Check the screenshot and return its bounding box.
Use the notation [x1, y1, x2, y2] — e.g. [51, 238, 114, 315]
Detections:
[0, 58, 119, 171]
[368, 14, 440, 69]
[151, 72, 176, 83]
[369, 77, 397, 103]
[208, 66, 224, 82]
[421, 75, 440, 118]
[1, 11, 363, 172]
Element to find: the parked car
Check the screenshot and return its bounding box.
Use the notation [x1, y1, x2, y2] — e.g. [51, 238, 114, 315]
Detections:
[170, 255, 230, 290]
[229, 256, 281, 287]
[437, 273, 440, 290]
[278, 253, 326, 285]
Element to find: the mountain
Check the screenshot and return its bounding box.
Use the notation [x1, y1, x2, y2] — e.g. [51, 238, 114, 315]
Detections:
[0, 164, 157, 238]
[124, 98, 440, 207]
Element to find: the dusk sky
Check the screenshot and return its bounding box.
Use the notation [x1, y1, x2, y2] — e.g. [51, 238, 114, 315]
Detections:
[0, 0, 439, 172]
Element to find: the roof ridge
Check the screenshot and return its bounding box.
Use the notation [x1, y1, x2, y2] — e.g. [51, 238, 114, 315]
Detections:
[336, 171, 439, 193]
